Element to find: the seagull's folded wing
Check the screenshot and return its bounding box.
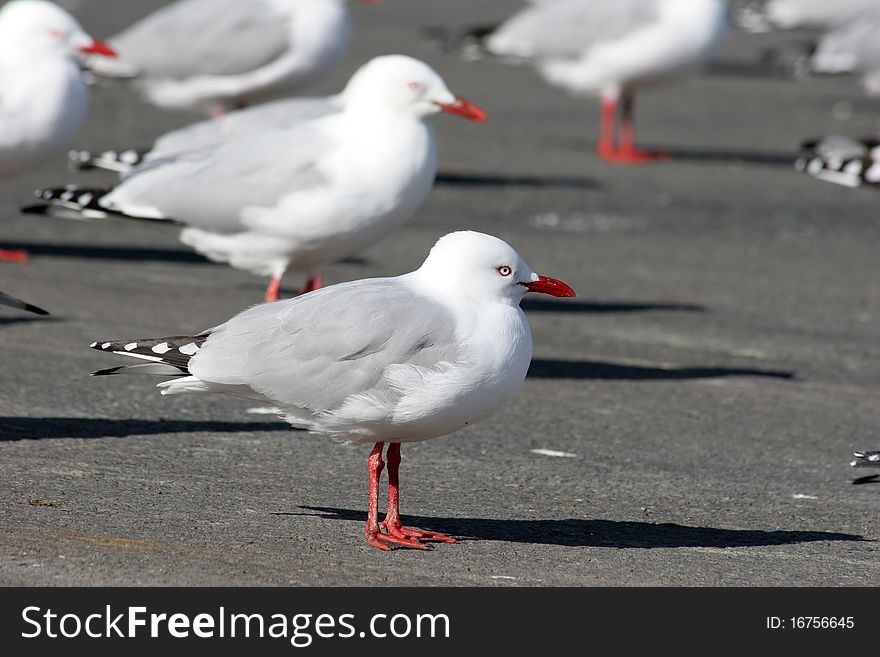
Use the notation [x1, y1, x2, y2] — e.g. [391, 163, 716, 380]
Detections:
[150, 95, 345, 160]
[110, 0, 291, 78]
[105, 123, 333, 232]
[189, 279, 459, 416]
[488, 0, 659, 59]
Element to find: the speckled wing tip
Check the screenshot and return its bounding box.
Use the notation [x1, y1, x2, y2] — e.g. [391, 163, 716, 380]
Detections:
[850, 451, 880, 468]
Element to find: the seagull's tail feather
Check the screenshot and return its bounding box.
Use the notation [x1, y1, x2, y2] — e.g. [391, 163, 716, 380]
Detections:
[89, 334, 210, 377]
[21, 186, 174, 225]
[850, 451, 880, 468]
[0, 291, 49, 316]
[795, 136, 880, 190]
[422, 23, 501, 60]
[68, 148, 150, 174]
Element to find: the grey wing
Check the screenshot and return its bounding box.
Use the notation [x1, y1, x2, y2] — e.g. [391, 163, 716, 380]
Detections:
[150, 95, 344, 159]
[112, 0, 291, 78]
[488, 0, 660, 59]
[188, 279, 459, 412]
[107, 123, 332, 233]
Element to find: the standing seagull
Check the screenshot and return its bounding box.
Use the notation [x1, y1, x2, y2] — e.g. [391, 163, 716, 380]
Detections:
[87, 0, 380, 116]
[482, 0, 729, 163]
[25, 55, 487, 301]
[0, 0, 115, 262]
[88, 231, 576, 550]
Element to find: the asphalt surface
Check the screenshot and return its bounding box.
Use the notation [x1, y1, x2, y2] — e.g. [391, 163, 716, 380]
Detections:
[1, 0, 878, 586]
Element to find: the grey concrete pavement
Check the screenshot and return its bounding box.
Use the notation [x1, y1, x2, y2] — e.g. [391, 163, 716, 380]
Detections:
[0, 0, 877, 586]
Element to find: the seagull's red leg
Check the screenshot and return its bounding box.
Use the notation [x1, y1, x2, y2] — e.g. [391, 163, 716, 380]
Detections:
[365, 442, 428, 550]
[380, 442, 457, 545]
[0, 248, 29, 263]
[298, 273, 323, 295]
[609, 92, 669, 164]
[365, 442, 390, 550]
[597, 95, 618, 160]
[264, 276, 282, 302]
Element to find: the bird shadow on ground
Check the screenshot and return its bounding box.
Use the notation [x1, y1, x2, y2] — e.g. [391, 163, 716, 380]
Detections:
[521, 299, 706, 314]
[2, 241, 370, 268]
[1, 241, 211, 264]
[0, 416, 290, 441]
[544, 137, 798, 167]
[0, 316, 57, 327]
[527, 359, 795, 381]
[660, 147, 797, 167]
[291, 506, 864, 549]
[436, 171, 598, 190]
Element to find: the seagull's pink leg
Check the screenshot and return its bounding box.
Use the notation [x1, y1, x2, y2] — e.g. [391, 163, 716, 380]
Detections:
[380, 442, 457, 545]
[364, 442, 447, 551]
[264, 276, 282, 302]
[298, 273, 323, 295]
[607, 92, 669, 164]
[0, 248, 29, 263]
[365, 442, 391, 550]
[597, 95, 618, 160]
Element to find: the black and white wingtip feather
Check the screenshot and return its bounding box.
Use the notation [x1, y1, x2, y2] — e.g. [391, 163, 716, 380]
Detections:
[21, 185, 114, 220]
[21, 186, 175, 225]
[0, 291, 50, 316]
[68, 148, 149, 174]
[90, 335, 210, 377]
[850, 451, 880, 468]
[422, 24, 501, 60]
[795, 136, 880, 190]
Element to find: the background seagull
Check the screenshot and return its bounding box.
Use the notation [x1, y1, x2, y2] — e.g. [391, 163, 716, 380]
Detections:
[87, 0, 381, 116]
[0, 0, 115, 262]
[88, 231, 576, 550]
[24, 55, 487, 301]
[460, 0, 729, 163]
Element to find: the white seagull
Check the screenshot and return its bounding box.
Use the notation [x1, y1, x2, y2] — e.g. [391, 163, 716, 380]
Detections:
[482, 0, 729, 163]
[811, 9, 880, 95]
[88, 0, 381, 116]
[25, 55, 487, 301]
[736, 0, 878, 33]
[88, 231, 576, 550]
[0, 0, 115, 263]
[0, 290, 49, 315]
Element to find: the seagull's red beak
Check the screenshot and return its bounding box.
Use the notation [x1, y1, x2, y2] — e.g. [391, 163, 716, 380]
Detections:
[522, 275, 576, 298]
[435, 96, 488, 123]
[79, 40, 117, 57]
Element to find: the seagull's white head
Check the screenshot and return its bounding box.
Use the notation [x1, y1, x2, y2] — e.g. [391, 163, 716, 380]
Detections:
[343, 54, 486, 122]
[0, 0, 116, 60]
[417, 231, 575, 304]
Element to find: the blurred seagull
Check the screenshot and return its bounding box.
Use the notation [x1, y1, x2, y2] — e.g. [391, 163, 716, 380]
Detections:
[24, 55, 487, 301]
[447, 0, 728, 163]
[811, 9, 880, 95]
[87, 0, 381, 116]
[795, 135, 880, 190]
[0, 0, 115, 262]
[736, 0, 878, 33]
[88, 231, 576, 550]
[851, 451, 880, 468]
[0, 290, 49, 315]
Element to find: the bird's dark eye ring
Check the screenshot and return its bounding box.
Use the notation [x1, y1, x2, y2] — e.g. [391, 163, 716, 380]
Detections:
[497, 266, 512, 277]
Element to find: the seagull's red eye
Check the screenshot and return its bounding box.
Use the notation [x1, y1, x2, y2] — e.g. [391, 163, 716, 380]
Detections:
[497, 266, 512, 277]
[408, 81, 423, 92]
